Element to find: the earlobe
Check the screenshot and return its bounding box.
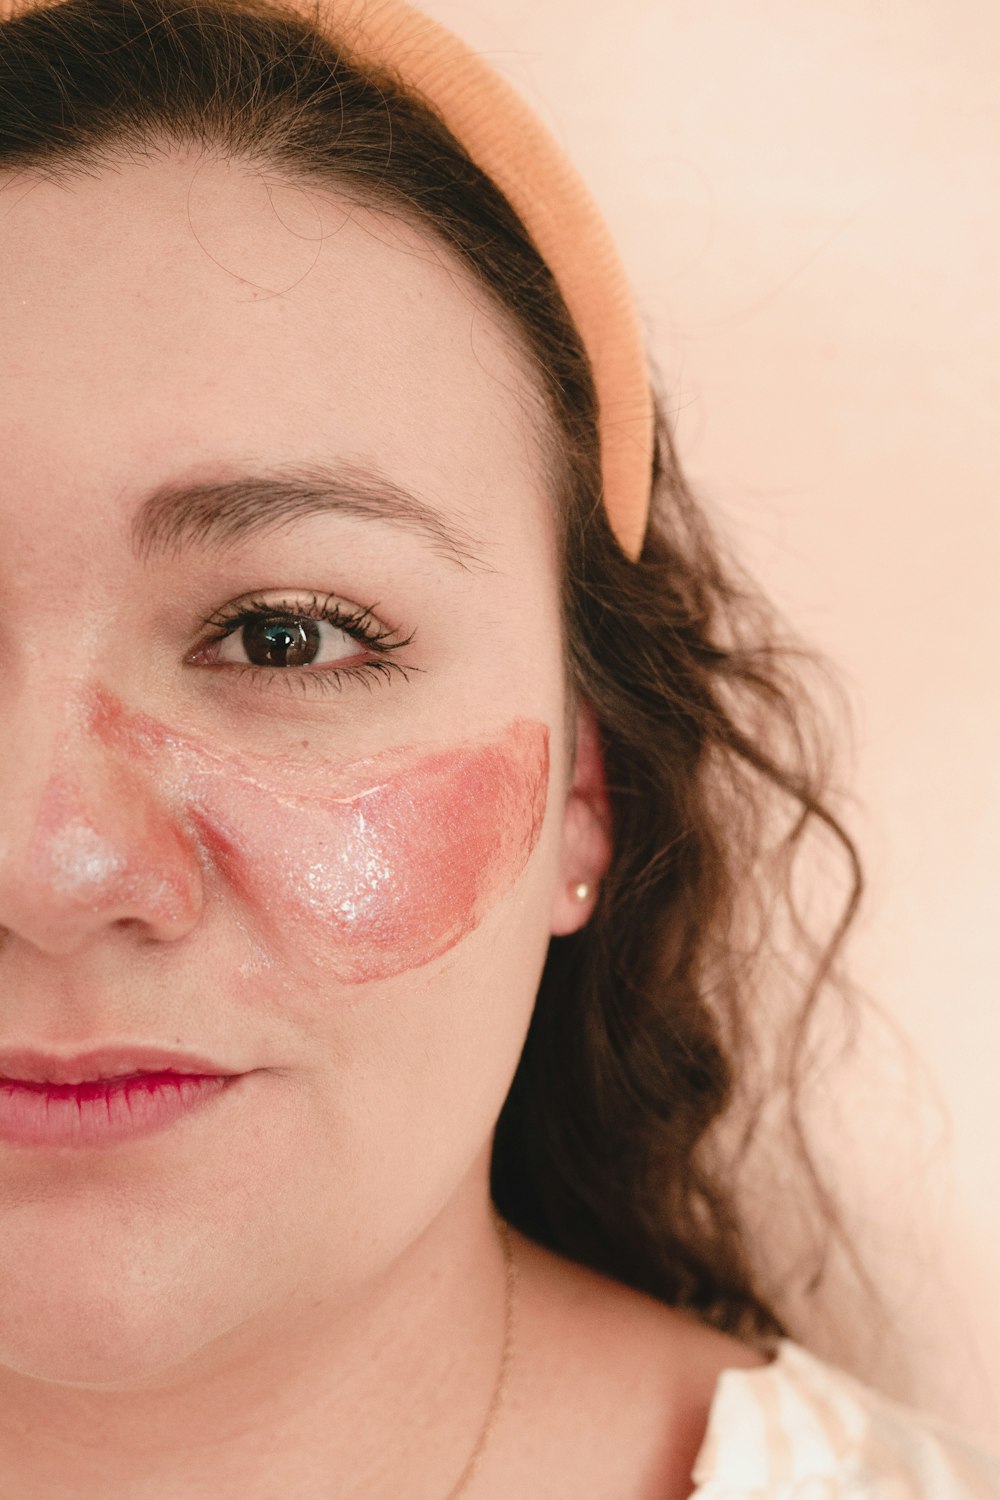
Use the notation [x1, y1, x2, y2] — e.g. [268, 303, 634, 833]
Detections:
[550, 700, 612, 937]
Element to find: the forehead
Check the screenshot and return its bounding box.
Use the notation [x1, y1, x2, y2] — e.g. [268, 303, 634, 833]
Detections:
[0, 152, 553, 561]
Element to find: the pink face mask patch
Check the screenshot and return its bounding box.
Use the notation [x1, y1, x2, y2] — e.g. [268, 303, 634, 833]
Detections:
[82, 689, 550, 981]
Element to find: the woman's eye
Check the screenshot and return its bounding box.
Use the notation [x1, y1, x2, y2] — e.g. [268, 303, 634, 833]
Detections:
[209, 613, 363, 670]
[186, 595, 419, 697]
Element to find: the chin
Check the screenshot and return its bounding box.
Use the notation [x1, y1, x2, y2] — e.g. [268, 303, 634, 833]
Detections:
[0, 1232, 253, 1392]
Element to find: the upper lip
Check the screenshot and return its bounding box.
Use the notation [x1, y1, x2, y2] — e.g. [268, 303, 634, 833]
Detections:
[0, 1046, 243, 1086]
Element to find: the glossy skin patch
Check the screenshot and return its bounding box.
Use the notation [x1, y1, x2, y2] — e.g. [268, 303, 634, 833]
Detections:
[28, 748, 206, 939]
[74, 689, 550, 982]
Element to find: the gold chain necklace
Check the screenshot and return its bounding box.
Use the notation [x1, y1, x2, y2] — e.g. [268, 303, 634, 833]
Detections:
[442, 1208, 519, 1500]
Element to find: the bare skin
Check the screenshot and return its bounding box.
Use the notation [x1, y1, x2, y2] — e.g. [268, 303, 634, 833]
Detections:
[493, 1230, 771, 1500]
[0, 149, 768, 1499]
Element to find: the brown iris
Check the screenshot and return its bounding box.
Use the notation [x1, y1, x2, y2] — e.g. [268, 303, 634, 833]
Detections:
[242, 615, 321, 668]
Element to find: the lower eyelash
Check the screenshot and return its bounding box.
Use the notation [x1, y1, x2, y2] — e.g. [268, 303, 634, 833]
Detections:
[224, 658, 415, 696]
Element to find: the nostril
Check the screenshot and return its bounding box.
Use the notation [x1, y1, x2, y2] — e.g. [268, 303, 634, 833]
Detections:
[112, 916, 165, 943]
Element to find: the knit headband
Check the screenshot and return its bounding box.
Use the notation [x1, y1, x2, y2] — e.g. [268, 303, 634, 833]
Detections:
[312, 0, 656, 561]
[1, 0, 656, 559]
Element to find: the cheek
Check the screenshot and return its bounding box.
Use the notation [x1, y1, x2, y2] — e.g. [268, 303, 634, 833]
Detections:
[186, 719, 550, 984]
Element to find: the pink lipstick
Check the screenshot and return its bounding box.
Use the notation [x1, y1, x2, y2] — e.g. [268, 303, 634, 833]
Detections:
[0, 1071, 238, 1149]
[0, 1046, 244, 1149]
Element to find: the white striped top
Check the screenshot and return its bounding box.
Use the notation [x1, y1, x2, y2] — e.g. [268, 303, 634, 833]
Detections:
[690, 1337, 1000, 1497]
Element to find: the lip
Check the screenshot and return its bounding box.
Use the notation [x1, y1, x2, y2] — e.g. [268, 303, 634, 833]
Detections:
[0, 1044, 242, 1086]
[0, 1071, 243, 1149]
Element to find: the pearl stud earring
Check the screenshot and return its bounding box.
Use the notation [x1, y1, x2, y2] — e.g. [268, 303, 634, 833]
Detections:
[572, 881, 592, 901]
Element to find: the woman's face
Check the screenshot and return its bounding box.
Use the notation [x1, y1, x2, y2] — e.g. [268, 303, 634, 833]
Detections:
[0, 151, 610, 1386]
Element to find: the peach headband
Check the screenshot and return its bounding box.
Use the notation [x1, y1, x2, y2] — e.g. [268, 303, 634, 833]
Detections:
[312, 0, 655, 561]
[1, 0, 655, 559]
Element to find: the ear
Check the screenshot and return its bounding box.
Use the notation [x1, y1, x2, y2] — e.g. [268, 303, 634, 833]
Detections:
[549, 698, 613, 937]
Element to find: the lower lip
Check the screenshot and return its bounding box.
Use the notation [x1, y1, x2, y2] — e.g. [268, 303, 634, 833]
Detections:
[0, 1072, 238, 1149]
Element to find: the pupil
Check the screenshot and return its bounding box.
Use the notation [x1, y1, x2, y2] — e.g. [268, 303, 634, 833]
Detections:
[243, 616, 320, 667]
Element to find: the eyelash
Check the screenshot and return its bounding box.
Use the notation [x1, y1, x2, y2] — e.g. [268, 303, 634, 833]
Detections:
[191, 591, 419, 697]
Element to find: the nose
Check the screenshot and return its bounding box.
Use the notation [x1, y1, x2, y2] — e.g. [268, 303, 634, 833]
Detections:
[0, 695, 204, 956]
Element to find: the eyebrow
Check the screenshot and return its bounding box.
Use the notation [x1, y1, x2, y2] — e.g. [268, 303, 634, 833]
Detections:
[129, 457, 492, 573]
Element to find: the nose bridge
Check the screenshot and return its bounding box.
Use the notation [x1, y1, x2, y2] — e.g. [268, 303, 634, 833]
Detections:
[0, 686, 204, 954]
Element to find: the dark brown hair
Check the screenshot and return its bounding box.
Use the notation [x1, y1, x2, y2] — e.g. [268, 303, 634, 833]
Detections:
[0, 0, 889, 1346]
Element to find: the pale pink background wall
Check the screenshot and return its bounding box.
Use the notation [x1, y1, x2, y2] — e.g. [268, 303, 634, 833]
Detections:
[419, 0, 1000, 1444]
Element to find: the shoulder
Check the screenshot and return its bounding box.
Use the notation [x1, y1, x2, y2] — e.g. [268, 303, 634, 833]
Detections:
[503, 1229, 1000, 1500]
[503, 1227, 770, 1500]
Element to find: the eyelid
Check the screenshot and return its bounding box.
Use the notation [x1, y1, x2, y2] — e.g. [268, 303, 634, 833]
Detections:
[199, 589, 399, 641]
